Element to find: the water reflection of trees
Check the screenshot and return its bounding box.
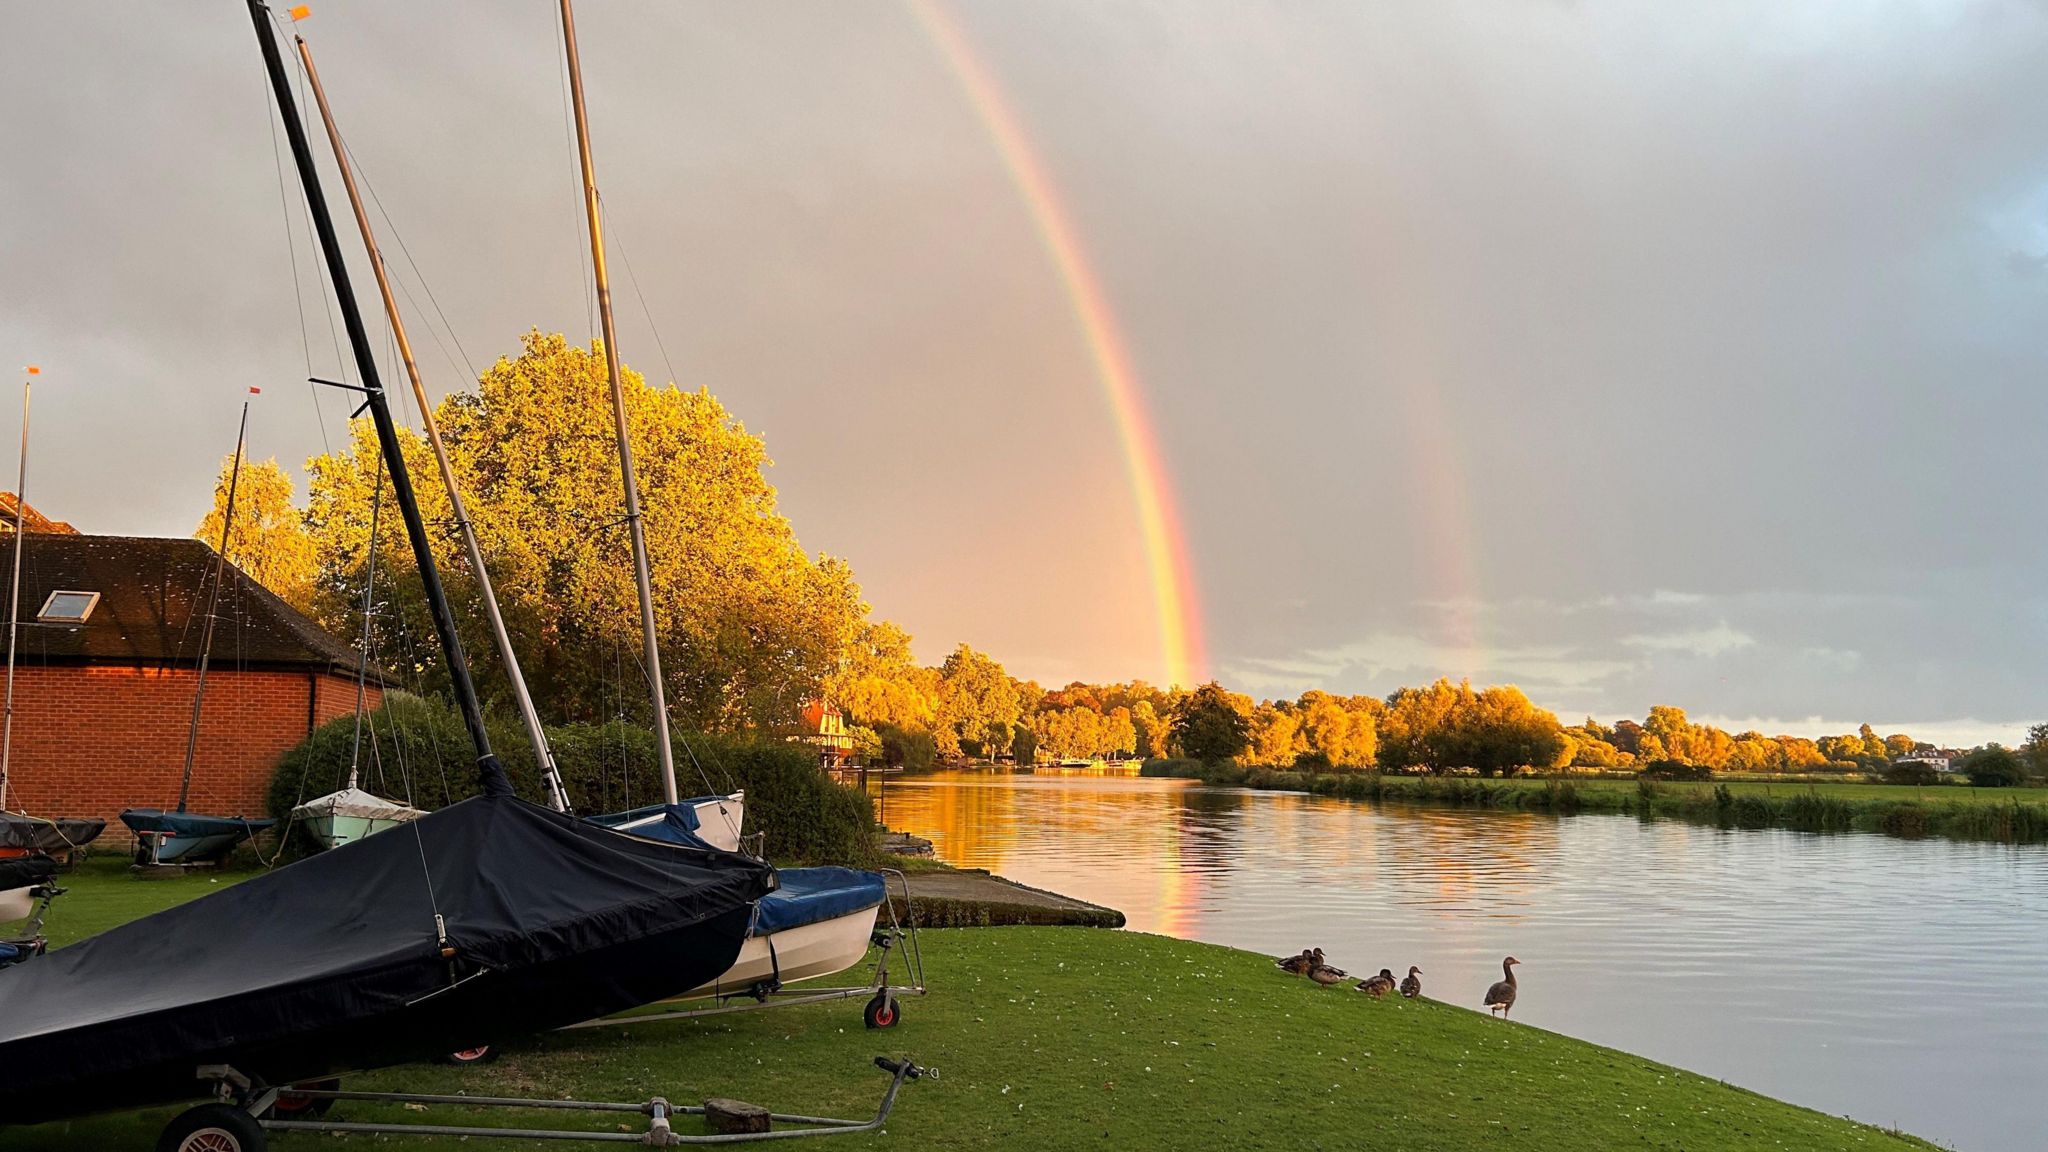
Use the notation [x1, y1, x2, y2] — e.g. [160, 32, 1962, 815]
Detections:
[875, 773, 1566, 931]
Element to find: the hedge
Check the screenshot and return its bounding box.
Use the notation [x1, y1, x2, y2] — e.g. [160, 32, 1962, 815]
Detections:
[269, 692, 878, 867]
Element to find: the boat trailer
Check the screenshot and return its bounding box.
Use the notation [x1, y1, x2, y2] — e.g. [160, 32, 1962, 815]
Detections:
[165, 1056, 928, 1150]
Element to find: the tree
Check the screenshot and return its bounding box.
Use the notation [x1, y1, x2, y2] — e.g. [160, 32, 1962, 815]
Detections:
[304, 332, 866, 730]
[827, 621, 937, 731]
[195, 456, 316, 612]
[1248, 704, 1302, 767]
[1171, 682, 1250, 763]
[1961, 744, 2026, 788]
[935, 644, 1021, 760]
[2021, 723, 2048, 779]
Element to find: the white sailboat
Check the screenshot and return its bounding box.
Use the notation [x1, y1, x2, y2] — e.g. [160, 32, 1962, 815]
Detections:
[289, 457, 423, 849]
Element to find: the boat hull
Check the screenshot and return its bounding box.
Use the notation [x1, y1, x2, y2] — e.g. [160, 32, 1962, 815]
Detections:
[682, 904, 881, 999]
[118, 810, 275, 864]
[304, 812, 415, 850]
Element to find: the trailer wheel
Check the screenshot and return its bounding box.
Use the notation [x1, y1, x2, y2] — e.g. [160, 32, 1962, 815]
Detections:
[156, 1103, 268, 1152]
[442, 1044, 497, 1065]
[863, 993, 900, 1029]
[269, 1077, 340, 1118]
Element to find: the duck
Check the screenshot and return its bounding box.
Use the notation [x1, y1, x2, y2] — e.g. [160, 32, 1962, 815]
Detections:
[1307, 961, 1350, 987]
[1356, 968, 1396, 998]
[1483, 956, 1520, 1018]
[1276, 947, 1323, 976]
[1399, 965, 1423, 999]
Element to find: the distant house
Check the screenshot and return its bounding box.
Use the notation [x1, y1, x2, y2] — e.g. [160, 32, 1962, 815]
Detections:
[1893, 752, 1954, 774]
[793, 699, 856, 768]
[0, 532, 381, 843]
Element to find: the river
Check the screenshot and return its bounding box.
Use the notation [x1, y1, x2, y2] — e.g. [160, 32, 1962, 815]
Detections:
[871, 768, 2048, 1152]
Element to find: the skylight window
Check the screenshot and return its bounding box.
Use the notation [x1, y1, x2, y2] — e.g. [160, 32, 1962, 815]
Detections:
[36, 590, 100, 624]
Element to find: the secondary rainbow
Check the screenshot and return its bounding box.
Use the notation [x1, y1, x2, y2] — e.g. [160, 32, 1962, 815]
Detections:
[910, 0, 1206, 688]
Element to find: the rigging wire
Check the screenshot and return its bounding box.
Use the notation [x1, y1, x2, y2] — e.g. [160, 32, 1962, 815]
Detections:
[552, 4, 597, 339]
[598, 192, 681, 389]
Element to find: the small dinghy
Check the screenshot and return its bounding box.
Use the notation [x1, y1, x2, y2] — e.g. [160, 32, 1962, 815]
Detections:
[0, 855, 55, 926]
[684, 865, 889, 999]
[120, 398, 275, 869]
[289, 787, 423, 849]
[118, 808, 275, 866]
[597, 804, 889, 1000]
[591, 791, 746, 853]
[0, 812, 104, 860]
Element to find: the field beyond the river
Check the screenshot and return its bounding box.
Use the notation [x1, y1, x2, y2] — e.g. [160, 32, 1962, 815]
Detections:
[1, 863, 1937, 1151]
[1142, 758, 2048, 843]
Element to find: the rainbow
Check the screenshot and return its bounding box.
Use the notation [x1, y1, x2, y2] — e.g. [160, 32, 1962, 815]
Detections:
[909, 0, 1206, 688]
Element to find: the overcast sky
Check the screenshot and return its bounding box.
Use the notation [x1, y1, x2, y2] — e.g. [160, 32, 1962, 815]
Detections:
[4, 1, 2046, 744]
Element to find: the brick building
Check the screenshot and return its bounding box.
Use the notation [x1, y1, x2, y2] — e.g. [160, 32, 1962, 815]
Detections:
[0, 533, 379, 843]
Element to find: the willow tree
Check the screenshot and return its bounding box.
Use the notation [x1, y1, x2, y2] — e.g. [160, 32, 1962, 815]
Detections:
[304, 331, 865, 731]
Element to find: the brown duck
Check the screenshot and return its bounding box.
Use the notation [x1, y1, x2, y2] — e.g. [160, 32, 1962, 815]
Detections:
[1399, 966, 1423, 999]
[1356, 968, 1397, 998]
[1276, 947, 1323, 976]
[1483, 956, 1520, 1018]
[1307, 961, 1350, 987]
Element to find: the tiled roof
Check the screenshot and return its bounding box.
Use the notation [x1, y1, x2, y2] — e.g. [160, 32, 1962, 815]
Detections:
[0, 534, 364, 674]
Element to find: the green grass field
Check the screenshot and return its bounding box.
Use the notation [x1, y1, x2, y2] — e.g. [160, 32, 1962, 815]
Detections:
[2, 865, 1936, 1151]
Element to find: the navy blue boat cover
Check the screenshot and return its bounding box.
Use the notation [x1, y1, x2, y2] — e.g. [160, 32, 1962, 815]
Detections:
[0, 812, 105, 853]
[588, 801, 704, 840]
[117, 808, 277, 836]
[0, 792, 774, 1124]
[753, 866, 888, 935]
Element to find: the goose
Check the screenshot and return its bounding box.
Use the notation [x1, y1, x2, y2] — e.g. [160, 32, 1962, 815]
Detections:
[1356, 968, 1396, 998]
[1307, 961, 1350, 987]
[1483, 956, 1520, 1018]
[1399, 966, 1423, 999]
[1276, 947, 1322, 976]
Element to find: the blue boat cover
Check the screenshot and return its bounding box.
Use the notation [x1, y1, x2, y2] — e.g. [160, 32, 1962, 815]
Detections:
[754, 867, 887, 935]
[118, 809, 277, 837]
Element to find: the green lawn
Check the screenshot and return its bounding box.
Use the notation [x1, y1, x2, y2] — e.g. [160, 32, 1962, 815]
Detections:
[4, 866, 1935, 1151]
[1538, 777, 2036, 805]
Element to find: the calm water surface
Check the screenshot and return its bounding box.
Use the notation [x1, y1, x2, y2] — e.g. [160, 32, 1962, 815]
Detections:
[875, 769, 2048, 1152]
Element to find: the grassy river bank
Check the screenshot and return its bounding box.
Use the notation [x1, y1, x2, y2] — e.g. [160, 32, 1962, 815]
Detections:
[1140, 759, 2048, 844]
[2, 861, 1937, 1151]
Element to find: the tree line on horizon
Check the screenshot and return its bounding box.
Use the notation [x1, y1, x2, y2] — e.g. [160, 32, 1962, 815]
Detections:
[193, 330, 2044, 785]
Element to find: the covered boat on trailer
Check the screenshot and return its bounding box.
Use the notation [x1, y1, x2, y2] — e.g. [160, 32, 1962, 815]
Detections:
[290, 786, 423, 848]
[598, 803, 891, 1003]
[0, 812, 103, 859]
[118, 808, 276, 865]
[0, 784, 773, 1124]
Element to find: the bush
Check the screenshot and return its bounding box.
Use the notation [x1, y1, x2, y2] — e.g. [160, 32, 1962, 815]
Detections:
[1639, 759, 1713, 781]
[1961, 746, 2027, 788]
[1292, 750, 1333, 773]
[270, 694, 877, 866]
[1882, 761, 1940, 786]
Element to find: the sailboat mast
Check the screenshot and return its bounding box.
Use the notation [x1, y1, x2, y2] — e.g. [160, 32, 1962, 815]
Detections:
[0, 367, 35, 811]
[294, 34, 570, 813]
[558, 0, 680, 806]
[245, 0, 508, 795]
[345, 457, 382, 794]
[177, 399, 249, 814]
